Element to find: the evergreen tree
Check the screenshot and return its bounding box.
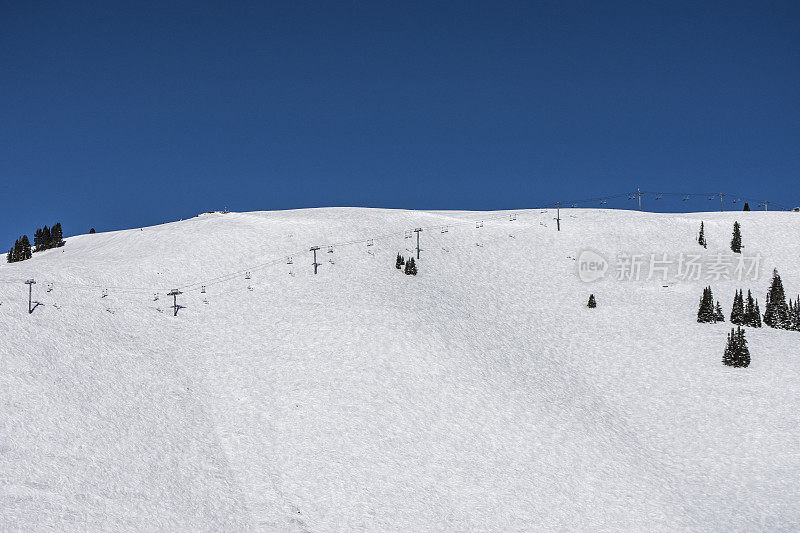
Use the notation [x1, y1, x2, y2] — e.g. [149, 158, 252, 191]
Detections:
[41, 225, 51, 248]
[723, 329, 736, 367]
[12, 239, 20, 262]
[730, 221, 742, 253]
[33, 228, 43, 250]
[697, 286, 716, 323]
[743, 290, 762, 328]
[52, 222, 63, 246]
[587, 294, 596, 308]
[698, 221, 707, 248]
[730, 290, 745, 325]
[723, 327, 751, 367]
[395, 253, 404, 269]
[743, 202, 751, 211]
[89, 228, 95, 234]
[404, 257, 417, 276]
[753, 298, 762, 328]
[5, 248, 11, 263]
[764, 269, 790, 329]
[20, 235, 32, 259]
[735, 327, 751, 367]
[789, 297, 800, 331]
[714, 301, 725, 322]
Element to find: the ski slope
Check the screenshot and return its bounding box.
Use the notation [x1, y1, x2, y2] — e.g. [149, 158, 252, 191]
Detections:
[2, 207, 799, 531]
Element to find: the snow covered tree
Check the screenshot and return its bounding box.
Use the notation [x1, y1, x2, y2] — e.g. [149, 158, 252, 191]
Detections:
[743, 202, 751, 211]
[764, 269, 790, 329]
[404, 257, 417, 276]
[730, 290, 745, 325]
[697, 286, 716, 323]
[744, 290, 762, 328]
[714, 301, 725, 322]
[698, 221, 707, 248]
[730, 221, 742, 253]
[723, 327, 750, 367]
[395, 253, 405, 269]
[587, 294, 596, 308]
[789, 297, 800, 331]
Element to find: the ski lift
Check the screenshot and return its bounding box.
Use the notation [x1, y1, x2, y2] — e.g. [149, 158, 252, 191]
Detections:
[628, 194, 636, 200]
[600, 200, 607, 205]
[46, 283, 53, 293]
[101, 289, 108, 298]
[571, 203, 577, 208]
[655, 193, 663, 200]
[683, 195, 690, 201]
[441, 226, 448, 233]
[247, 285, 253, 291]
[201, 286, 206, 294]
[286, 256, 293, 265]
[509, 213, 517, 221]
[404, 230, 412, 239]
[476, 221, 483, 228]
[153, 293, 159, 301]
[367, 239, 374, 247]
[732, 198, 739, 204]
[328, 258, 335, 264]
[327, 246, 334, 253]
[245, 271, 251, 280]
[707, 195, 715, 201]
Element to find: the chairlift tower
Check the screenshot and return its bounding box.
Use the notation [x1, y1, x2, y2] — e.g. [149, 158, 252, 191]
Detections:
[413, 228, 422, 259]
[717, 193, 726, 212]
[167, 289, 182, 316]
[310, 246, 320, 274]
[25, 279, 35, 314]
[554, 202, 561, 231]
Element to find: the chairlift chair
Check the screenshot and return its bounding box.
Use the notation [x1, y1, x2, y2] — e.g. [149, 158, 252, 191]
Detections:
[245, 271, 251, 280]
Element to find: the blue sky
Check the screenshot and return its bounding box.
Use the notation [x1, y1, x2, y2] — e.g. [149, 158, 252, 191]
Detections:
[2, 1, 798, 244]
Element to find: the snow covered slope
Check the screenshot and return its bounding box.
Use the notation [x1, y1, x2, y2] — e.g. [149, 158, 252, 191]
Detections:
[2, 208, 799, 531]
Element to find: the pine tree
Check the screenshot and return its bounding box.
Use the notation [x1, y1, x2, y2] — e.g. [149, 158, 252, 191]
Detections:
[714, 301, 725, 322]
[395, 253, 404, 269]
[753, 298, 762, 328]
[723, 327, 751, 367]
[33, 228, 43, 251]
[588, 294, 596, 308]
[404, 257, 417, 276]
[52, 223, 63, 246]
[730, 221, 742, 253]
[730, 290, 745, 325]
[41, 225, 51, 249]
[735, 327, 751, 367]
[12, 239, 20, 262]
[89, 228, 95, 234]
[764, 269, 790, 329]
[6, 248, 11, 263]
[743, 202, 751, 211]
[723, 329, 736, 367]
[789, 297, 800, 331]
[698, 221, 707, 248]
[20, 235, 32, 259]
[743, 290, 761, 328]
[697, 286, 716, 323]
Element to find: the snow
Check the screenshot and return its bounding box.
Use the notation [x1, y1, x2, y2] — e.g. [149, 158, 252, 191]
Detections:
[1, 208, 799, 531]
